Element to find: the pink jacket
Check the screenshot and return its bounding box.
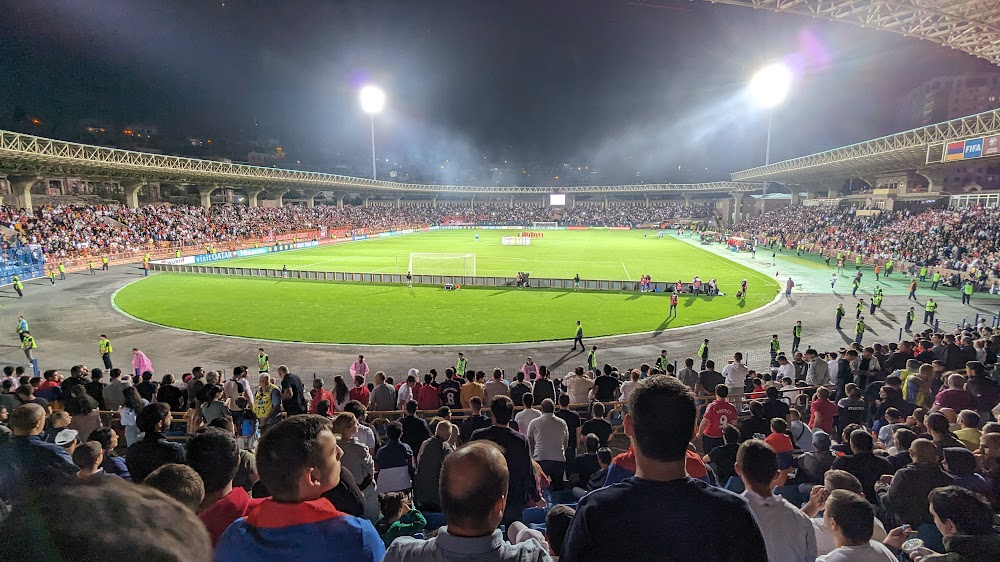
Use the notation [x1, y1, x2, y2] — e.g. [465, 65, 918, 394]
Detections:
[132, 351, 154, 374]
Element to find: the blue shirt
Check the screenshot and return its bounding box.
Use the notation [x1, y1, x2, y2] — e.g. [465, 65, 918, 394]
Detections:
[215, 497, 384, 562]
[0, 435, 78, 503]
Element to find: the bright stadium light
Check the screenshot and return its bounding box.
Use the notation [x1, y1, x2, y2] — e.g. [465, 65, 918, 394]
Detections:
[749, 62, 792, 109]
[359, 85, 386, 180]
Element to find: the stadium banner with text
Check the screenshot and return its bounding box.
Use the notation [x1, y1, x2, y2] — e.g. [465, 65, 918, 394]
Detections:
[943, 137, 991, 162]
[565, 226, 590, 230]
[984, 135, 1000, 156]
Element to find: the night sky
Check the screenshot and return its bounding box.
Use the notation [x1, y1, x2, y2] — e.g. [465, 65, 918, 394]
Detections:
[1, 0, 996, 182]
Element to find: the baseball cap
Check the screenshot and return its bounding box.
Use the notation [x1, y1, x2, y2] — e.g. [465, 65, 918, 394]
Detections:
[812, 430, 832, 450]
[54, 429, 79, 447]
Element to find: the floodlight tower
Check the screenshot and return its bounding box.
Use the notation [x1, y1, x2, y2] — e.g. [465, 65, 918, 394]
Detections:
[359, 85, 386, 181]
[749, 62, 793, 194]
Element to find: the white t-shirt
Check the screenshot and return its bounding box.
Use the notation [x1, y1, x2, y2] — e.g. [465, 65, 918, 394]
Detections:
[812, 517, 888, 556]
[563, 375, 593, 405]
[817, 541, 896, 562]
[620, 380, 637, 402]
[514, 408, 542, 434]
[777, 363, 796, 382]
[355, 424, 377, 451]
[722, 362, 749, 388]
[827, 360, 840, 384]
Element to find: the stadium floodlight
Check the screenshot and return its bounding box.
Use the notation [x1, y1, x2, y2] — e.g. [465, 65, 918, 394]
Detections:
[749, 62, 792, 109]
[359, 85, 386, 181]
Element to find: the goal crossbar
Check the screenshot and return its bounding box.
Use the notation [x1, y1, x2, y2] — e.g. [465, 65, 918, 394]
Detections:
[408, 252, 477, 276]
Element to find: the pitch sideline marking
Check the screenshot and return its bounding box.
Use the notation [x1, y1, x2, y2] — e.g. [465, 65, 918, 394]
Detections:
[621, 262, 632, 281]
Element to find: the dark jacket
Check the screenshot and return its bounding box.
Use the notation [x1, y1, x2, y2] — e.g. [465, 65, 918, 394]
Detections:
[471, 425, 537, 524]
[878, 462, 954, 527]
[124, 432, 186, 483]
[831, 452, 893, 502]
[413, 436, 452, 511]
[0, 435, 78, 503]
[966, 376, 1000, 413]
[531, 378, 556, 403]
[84, 381, 106, 410]
[924, 533, 1000, 562]
[399, 415, 430, 456]
[458, 413, 491, 444]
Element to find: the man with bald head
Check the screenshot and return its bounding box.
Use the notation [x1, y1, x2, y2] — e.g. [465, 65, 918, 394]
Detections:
[0, 403, 78, 503]
[876, 438, 954, 527]
[384, 441, 550, 561]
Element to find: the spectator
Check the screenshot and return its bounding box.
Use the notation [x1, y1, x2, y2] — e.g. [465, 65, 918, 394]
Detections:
[215, 415, 384, 561]
[0, 478, 212, 562]
[459, 396, 491, 444]
[927, 411, 965, 452]
[417, 373, 441, 411]
[561, 376, 767, 562]
[309, 378, 335, 415]
[700, 384, 738, 453]
[484, 368, 510, 403]
[64, 384, 102, 442]
[200, 384, 230, 425]
[509, 504, 576, 561]
[788, 408, 814, 452]
[350, 375, 371, 406]
[818, 490, 896, 561]
[704, 424, 740, 485]
[933, 374, 974, 412]
[740, 400, 771, 442]
[396, 373, 418, 410]
[88, 426, 132, 481]
[883, 486, 1000, 561]
[472, 395, 538, 529]
[125, 403, 186, 483]
[736, 439, 817, 562]
[527, 398, 569, 491]
[810, 386, 839, 435]
[953, 409, 982, 450]
[532, 367, 556, 404]
[590, 369, 619, 402]
[135, 370, 158, 402]
[413, 419, 454, 513]
[332, 412, 379, 520]
[830, 430, 892, 503]
[619, 369, 640, 402]
[85, 368, 106, 410]
[580, 401, 613, 448]
[876, 438, 954, 527]
[277, 365, 307, 416]
[459, 371, 485, 410]
[887, 428, 918, 472]
[345, 400, 380, 457]
[370, 371, 397, 412]
[514, 392, 541, 434]
[399, 399, 431, 455]
[187, 427, 261, 545]
[761, 385, 790, 423]
[383, 441, 549, 561]
[0, 403, 77, 504]
[942, 446, 990, 496]
[563, 367, 593, 405]
[801, 470, 889, 556]
[376, 491, 426, 548]
[143, 463, 205, 512]
[120, 385, 148, 446]
[376, 420, 415, 493]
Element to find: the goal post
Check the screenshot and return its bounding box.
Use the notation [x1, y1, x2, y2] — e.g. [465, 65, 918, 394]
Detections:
[531, 221, 558, 228]
[407, 253, 477, 276]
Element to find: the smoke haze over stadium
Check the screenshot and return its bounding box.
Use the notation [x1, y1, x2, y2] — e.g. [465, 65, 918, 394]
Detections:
[1, 0, 995, 184]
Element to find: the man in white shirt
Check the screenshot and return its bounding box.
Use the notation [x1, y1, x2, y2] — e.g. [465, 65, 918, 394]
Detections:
[513, 393, 541, 434]
[484, 369, 510, 402]
[562, 367, 593, 405]
[826, 353, 840, 387]
[801, 470, 888, 556]
[805, 349, 831, 388]
[737, 440, 817, 562]
[817, 490, 896, 561]
[526, 399, 569, 490]
[776, 355, 796, 383]
[721, 352, 749, 395]
[396, 372, 418, 410]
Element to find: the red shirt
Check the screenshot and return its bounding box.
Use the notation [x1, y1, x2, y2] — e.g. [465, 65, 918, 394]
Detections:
[416, 384, 440, 411]
[764, 432, 793, 454]
[809, 398, 838, 434]
[348, 386, 370, 406]
[670, 294, 678, 306]
[198, 487, 264, 546]
[309, 389, 334, 414]
[703, 399, 738, 438]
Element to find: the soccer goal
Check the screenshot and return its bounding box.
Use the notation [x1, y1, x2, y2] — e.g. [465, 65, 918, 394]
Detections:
[408, 253, 477, 276]
[531, 221, 558, 228]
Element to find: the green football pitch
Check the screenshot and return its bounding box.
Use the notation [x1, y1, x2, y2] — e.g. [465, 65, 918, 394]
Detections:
[113, 230, 780, 345]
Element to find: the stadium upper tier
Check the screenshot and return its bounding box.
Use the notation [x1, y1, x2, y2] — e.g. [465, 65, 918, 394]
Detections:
[0, 129, 760, 195]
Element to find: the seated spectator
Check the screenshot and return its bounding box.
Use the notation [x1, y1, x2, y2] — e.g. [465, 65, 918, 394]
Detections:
[375, 491, 426, 548]
[704, 425, 740, 485]
[580, 401, 613, 447]
[788, 408, 814, 452]
[926, 411, 965, 452]
[740, 400, 770, 442]
[459, 396, 491, 444]
[143, 463, 205, 513]
[831, 430, 892, 502]
[573, 446, 612, 500]
[0, 404, 77, 504]
[0, 478, 212, 561]
[45, 410, 72, 443]
[508, 504, 575, 561]
[383, 441, 549, 562]
[954, 409, 982, 450]
[561, 376, 767, 562]
[569, 433, 601, 488]
[795, 430, 835, 484]
[887, 428, 918, 472]
[761, 386, 790, 422]
[413, 419, 454, 513]
[801, 469, 888, 556]
[72, 441, 119, 481]
[64, 384, 102, 442]
[215, 415, 384, 561]
[818, 490, 896, 561]
[187, 427, 262, 545]
[875, 408, 906, 449]
[87, 427, 131, 481]
[943, 446, 990, 495]
[883, 486, 1000, 561]
[876, 438, 954, 527]
[125, 403, 185, 483]
[736, 439, 816, 561]
[375, 420, 415, 493]
[207, 417, 258, 492]
[765, 418, 794, 455]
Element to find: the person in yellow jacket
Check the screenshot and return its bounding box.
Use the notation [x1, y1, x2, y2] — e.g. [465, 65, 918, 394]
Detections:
[854, 317, 866, 344]
[100, 335, 113, 370]
[21, 331, 38, 375]
[102, 256, 109, 271]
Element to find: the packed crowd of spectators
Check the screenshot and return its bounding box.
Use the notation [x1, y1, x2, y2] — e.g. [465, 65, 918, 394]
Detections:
[0, 201, 712, 260]
[2, 318, 1000, 560]
[734, 205, 1000, 279]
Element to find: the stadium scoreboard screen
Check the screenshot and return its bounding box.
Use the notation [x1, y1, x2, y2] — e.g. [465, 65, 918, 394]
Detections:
[549, 193, 566, 206]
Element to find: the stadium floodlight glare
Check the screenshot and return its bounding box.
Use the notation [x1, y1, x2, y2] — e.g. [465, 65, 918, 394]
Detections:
[359, 85, 386, 181]
[749, 63, 792, 109]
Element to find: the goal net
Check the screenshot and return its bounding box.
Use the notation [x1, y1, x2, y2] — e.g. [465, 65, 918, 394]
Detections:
[531, 221, 558, 228]
[408, 253, 477, 276]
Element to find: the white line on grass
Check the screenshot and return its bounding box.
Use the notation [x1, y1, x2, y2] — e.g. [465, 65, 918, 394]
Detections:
[621, 262, 631, 281]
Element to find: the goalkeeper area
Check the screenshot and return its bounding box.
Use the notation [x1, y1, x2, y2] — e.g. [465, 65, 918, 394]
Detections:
[408, 252, 477, 276]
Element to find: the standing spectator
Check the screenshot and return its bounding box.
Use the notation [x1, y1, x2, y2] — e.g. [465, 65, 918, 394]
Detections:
[396, 373, 419, 410]
[459, 396, 491, 444]
[563, 367, 593, 405]
[413, 420, 454, 513]
[399, 400, 431, 455]
[527, 398, 569, 491]
[699, 385, 738, 453]
[554, 394, 582, 473]
[119, 386, 148, 446]
[580, 401, 613, 448]
[309, 379, 334, 414]
[560, 376, 767, 562]
[124, 403, 185, 483]
[370, 371, 397, 412]
[157, 374, 186, 412]
[350, 375, 371, 406]
[965, 361, 1000, 423]
[135, 371, 158, 402]
[521, 357, 539, 381]
[417, 374, 441, 411]
[383, 441, 549, 562]
[222, 367, 252, 431]
[85, 368, 106, 411]
[532, 368, 556, 404]
[810, 387, 839, 434]
[590, 369, 619, 402]
[459, 371, 485, 410]
[676, 357, 699, 390]
[214, 415, 384, 562]
[484, 369, 510, 402]
[349, 354, 370, 383]
[508, 371, 533, 407]
[736, 439, 817, 562]
[514, 393, 542, 434]
[188, 428, 262, 546]
[199, 385, 230, 426]
[277, 365, 307, 416]
[620, 370, 640, 402]
[101, 368, 125, 412]
[375, 421, 415, 494]
[722, 352, 749, 395]
[472, 396, 538, 529]
[333, 412, 379, 521]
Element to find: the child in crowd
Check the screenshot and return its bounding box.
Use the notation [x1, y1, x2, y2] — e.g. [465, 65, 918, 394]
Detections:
[375, 492, 426, 548]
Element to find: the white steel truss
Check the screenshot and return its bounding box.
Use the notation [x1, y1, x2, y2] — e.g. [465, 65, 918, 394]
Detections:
[0, 129, 760, 195]
[731, 108, 1000, 182]
[706, 0, 1000, 67]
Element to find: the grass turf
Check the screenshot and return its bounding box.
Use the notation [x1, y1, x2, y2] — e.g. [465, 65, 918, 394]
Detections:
[114, 230, 780, 345]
